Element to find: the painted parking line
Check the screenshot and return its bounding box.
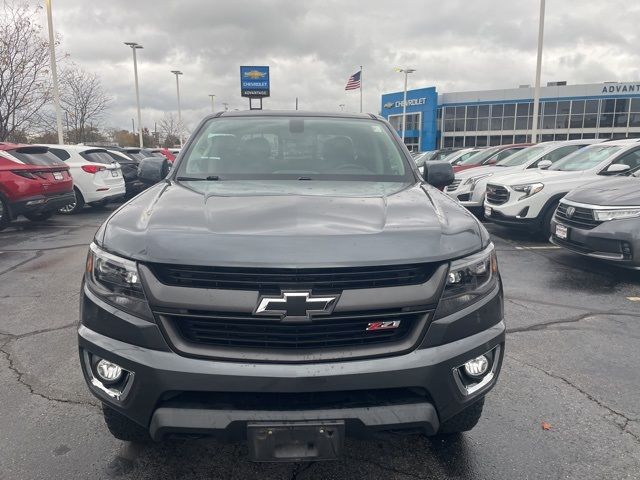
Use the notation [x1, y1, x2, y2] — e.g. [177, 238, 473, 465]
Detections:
[627, 297, 640, 302]
[515, 246, 561, 250]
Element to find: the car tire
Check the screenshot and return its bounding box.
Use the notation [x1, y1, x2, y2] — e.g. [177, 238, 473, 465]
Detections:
[59, 187, 84, 214]
[541, 200, 560, 241]
[436, 397, 485, 435]
[24, 211, 55, 222]
[0, 197, 10, 231]
[102, 405, 151, 443]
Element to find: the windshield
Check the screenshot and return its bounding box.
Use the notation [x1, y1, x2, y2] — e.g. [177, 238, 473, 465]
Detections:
[495, 145, 548, 167]
[457, 147, 499, 166]
[549, 145, 623, 171]
[177, 116, 412, 182]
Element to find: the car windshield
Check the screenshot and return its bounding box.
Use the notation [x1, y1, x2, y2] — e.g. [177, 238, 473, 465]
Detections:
[457, 147, 499, 166]
[549, 145, 623, 171]
[495, 145, 548, 167]
[177, 116, 412, 182]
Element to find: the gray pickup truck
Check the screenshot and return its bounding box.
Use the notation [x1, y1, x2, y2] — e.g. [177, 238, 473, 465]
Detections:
[78, 111, 505, 462]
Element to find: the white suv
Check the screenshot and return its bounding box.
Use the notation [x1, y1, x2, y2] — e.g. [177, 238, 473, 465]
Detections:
[40, 145, 126, 214]
[484, 139, 640, 236]
[446, 140, 600, 212]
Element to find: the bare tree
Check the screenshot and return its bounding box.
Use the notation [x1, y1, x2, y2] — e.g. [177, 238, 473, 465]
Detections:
[60, 64, 110, 144]
[0, 2, 52, 141]
[158, 112, 181, 147]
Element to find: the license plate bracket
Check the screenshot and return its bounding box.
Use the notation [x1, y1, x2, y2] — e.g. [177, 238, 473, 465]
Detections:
[247, 420, 344, 462]
[555, 224, 568, 240]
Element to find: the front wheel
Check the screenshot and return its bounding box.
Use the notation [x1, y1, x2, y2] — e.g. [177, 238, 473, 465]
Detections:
[436, 397, 485, 435]
[102, 405, 151, 443]
[541, 200, 560, 241]
[24, 211, 55, 222]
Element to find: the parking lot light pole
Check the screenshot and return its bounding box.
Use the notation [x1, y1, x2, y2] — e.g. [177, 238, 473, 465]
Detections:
[171, 70, 184, 147]
[531, 0, 546, 143]
[396, 68, 416, 144]
[45, 0, 64, 145]
[209, 94, 216, 113]
[124, 42, 144, 148]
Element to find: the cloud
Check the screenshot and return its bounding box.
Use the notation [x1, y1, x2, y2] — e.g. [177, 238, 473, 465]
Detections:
[31, 0, 640, 133]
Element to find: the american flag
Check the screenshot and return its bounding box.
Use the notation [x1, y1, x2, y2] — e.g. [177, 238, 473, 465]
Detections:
[345, 70, 361, 90]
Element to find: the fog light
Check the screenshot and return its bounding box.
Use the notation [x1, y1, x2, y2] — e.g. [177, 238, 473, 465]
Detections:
[463, 355, 490, 378]
[95, 359, 123, 383]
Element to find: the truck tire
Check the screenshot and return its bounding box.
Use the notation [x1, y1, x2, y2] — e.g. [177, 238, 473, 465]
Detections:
[102, 405, 151, 443]
[437, 397, 485, 435]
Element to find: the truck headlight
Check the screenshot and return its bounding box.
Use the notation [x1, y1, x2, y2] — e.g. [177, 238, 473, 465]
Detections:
[435, 243, 499, 319]
[512, 183, 544, 198]
[85, 243, 153, 320]
[593, 208, 640, 221]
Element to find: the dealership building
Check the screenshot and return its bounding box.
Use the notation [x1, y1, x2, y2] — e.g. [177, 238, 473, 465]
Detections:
[380, 81, 640, 151]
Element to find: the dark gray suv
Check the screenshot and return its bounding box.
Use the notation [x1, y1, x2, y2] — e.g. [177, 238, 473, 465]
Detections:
[78, 111, 504, 462]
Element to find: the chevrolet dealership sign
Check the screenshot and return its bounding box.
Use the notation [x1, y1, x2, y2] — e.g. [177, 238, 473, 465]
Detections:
[601, 83, 640, 94]
[385, 97, 427, 109]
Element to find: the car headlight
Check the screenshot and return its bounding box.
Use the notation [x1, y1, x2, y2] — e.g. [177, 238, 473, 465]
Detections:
[463, 173, 493, 190]
[512, 182, 544, 198]
[593, 208, 640, 221]
[435, 243, 499, 319]
[85, 243, 153, 320]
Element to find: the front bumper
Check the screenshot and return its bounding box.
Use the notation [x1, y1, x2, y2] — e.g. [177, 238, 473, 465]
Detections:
[11, 191, 76, 217]
[550, 217, 640, 269]
[78, 284, 505, 440]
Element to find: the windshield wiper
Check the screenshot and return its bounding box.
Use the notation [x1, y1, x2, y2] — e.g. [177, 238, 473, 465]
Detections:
[176, 175, 220, 181]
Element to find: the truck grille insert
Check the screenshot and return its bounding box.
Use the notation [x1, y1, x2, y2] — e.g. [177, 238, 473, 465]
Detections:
[156, 308, 432, 361]
[555, 203, 602, 230]
[147, 263, 437, 292]
[485, 184, 510, 205]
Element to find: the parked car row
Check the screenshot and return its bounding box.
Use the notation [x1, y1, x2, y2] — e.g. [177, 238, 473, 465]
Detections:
[0, 142, 180, 231]
[425, 139, 640, 269]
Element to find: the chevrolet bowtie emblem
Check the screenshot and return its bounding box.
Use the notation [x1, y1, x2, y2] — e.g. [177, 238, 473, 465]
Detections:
[254, 291, 339, 322]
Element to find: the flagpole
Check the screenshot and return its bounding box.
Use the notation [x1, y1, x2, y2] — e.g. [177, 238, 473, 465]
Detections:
[359, 65, 363, 113]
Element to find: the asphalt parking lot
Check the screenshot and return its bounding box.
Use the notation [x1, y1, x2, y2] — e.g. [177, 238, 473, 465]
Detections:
[0, 206, 638, 480]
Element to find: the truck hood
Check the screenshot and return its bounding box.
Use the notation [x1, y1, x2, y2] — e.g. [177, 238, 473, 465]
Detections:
[565, 177, 640, 206]
[99, 180, 485, 268]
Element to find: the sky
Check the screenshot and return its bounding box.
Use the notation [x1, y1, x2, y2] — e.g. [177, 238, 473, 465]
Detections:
[31, 0, 640, 133]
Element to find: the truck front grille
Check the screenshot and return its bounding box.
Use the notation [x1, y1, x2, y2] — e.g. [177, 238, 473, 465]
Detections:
[156, 308, 431, 362]
[486, 184, 510, 205]
[147, 263, 437, 292]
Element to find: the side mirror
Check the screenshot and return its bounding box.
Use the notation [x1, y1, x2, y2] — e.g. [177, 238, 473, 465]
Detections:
[138, 156, 170, 184]
[604, 163, 630, 175]
[537, 159, 553, 170]
[425, 161, 454, 188]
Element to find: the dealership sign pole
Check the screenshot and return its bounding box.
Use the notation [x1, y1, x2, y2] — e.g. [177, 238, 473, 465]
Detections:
[396, 68, 416, 144]
[240, 66, 270, 110]
[531, 0, 546, 143]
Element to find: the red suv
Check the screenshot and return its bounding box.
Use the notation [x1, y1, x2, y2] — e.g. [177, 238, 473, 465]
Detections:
[0, 143, 75, 231]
